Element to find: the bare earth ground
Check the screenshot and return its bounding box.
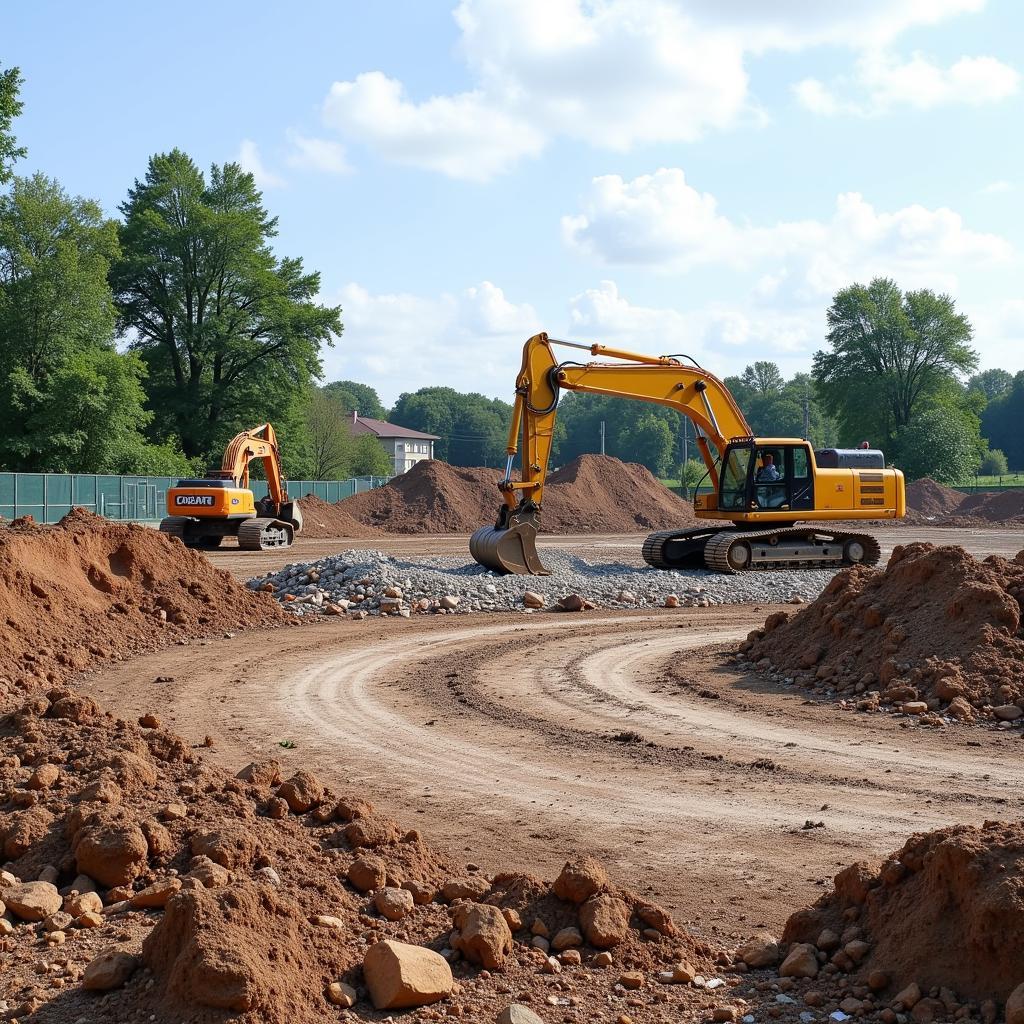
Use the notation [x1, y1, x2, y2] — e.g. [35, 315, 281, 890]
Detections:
[85, 519, 1024, 947]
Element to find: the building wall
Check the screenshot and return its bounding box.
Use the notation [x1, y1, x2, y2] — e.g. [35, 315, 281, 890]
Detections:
[381, 438, 434, 475]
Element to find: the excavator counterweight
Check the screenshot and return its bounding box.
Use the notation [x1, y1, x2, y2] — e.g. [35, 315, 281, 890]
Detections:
[471, 334, 905, 576]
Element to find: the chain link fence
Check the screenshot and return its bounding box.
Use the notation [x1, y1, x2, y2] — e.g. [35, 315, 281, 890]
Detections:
[0, 472, 392, 525]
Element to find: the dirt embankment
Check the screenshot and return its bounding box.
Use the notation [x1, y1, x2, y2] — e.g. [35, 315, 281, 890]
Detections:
[906, 477, 1024, 526]
[339, 455, 697, 534]
[784, 821, 1024, 1004]
[0, 509, 284, 696]
[296, 494, 384, 540]
[744, 542, 1024, 720]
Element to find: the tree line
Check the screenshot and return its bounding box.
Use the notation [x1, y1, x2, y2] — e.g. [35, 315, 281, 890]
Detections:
[1, 65, 1019, 486]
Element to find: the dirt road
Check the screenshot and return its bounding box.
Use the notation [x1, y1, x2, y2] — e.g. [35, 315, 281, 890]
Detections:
[205, 524, 1023, 579]
[86, 604, 1022, 940]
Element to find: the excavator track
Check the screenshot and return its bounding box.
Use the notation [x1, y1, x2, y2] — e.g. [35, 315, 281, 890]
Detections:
[642, 527, 730, 569]
[237, 517, 293, 551]
[158, 517, 188, 541]
[703, 527, 881, 574]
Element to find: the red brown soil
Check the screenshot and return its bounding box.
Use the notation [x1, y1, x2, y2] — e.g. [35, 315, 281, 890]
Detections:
[0, 508, 284, 696]
[338, 455, 697, 534]
[296, 494, 383, 540]
[956, 488, 1024, 524]
[0, 683, 716, 1023]
[745, 542, 1024, 715]
[784, 821, 1024, 1002]
[905, 478, 965, 517]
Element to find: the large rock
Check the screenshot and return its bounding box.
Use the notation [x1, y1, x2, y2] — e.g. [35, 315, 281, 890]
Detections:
[73, 814, 149, 887]
[190, 824, 258, 869]
[236, 759, 281, 789]
[363, 939, 453, 1009]
[579, 893, 630, 948]
[83, 950, 139, 991]
[4, 881, 62, 922]
[1006, 982, 1024, 1024]
[738, 930, 780, 968]
[2, 805, 54, 859]
[498, 1006, 546, 1024]
[552, 856, 608, 903]
[779, 943, 819, 979]
[348, 854, 387, 892]
[452, 902, 513, 969]
[376, 886, 415, 921]
[442, 876, 491, 902]
[276, 770, 323, 813]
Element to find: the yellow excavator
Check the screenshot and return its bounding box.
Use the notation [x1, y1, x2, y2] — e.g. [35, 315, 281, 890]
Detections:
[159, 423, 303, 550]
[470, 334, 905, 575]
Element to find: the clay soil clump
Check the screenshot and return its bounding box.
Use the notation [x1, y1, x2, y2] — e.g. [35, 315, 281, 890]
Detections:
[0, 508, 283, 695]
[295, 494, 383, 539]
[784, 821, 1024, 1003]
[905, 477, 965, 518]
[745, 542, 1024, 717]
[339, 454, 696, 534]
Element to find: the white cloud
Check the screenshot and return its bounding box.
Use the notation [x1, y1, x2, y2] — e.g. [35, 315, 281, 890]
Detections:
[563, 169, 1013, 295]
[979, 180, 1013, 194]
[237, 140, 286, 189]
[285, 131, 351, 175]
[326, 281, 541, 401]
[307, 0, 998, 179]
[796, 51, 1019, 115]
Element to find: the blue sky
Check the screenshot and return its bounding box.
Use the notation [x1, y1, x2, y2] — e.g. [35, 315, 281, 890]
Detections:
[6, 0, 1023, 405]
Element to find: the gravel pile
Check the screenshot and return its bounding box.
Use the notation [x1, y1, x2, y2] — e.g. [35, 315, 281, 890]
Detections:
[247, 548, 837, 617]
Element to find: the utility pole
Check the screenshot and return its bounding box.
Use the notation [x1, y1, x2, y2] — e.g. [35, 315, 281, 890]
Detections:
[600, 420, 605, 456]
[803, 392, 811, 441]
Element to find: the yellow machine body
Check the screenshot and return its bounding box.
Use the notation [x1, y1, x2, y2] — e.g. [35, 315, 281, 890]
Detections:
[165, 485, 256, 519]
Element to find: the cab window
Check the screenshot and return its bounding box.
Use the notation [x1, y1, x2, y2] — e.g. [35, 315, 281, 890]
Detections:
[754, 447, 787, 508]
[719, 447, 751, 510]
[792, 447, 809, 479]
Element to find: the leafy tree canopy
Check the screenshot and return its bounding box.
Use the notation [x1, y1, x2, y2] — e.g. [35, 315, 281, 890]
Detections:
[323, 379, 386, 420]
[111, 149, 341, 463]
[893, 406, 984, 484]
[0, 64, 26, 184]
[981, 370, 1024, 470]
[391, 387, 512, 466]
[968, 368, 1014, 400]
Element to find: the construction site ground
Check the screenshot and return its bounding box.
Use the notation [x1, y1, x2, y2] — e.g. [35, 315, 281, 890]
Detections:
[83, 523, 1023, 947]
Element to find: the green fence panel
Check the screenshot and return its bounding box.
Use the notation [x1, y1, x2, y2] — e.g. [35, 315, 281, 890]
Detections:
[0, 471, 393, 522]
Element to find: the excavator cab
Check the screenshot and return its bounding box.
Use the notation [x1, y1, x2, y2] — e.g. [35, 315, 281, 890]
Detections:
[717, 441, 815, 516]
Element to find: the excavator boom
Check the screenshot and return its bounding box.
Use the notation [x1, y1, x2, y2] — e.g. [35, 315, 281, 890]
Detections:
[470, 333, 904, 575]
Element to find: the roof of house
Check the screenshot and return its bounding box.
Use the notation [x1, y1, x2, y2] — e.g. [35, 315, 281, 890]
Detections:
[350, 415, 440, 441]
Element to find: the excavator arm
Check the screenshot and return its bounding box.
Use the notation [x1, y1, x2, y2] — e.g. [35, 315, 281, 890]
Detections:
[218, 423, 290, 511]
[470, 333, 753, 574]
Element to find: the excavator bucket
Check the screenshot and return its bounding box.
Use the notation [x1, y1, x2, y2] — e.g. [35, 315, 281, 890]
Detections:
[469, 522, 549, 575]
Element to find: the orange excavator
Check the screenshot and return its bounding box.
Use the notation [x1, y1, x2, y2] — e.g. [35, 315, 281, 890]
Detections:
[159, 423, 303, 550]
[470, 334, 905, 575]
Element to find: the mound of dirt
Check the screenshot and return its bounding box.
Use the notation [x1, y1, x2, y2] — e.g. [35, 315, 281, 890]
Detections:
[0, 678, 713, 1023]
[544, 455, 698, 533]
[783, 821, 1024, 1003]
[338, 455, 696, 535]
[296, 494, 383, 539]
[957, 488, 1024, 524]
[905, 477, 965, 517]
[744, 542, 1024, 716]
[0, 508, 284, 694]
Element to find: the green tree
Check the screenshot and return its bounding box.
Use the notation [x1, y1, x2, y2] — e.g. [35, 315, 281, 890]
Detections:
[678, 457, 708, 497]
[324, 379, 386, 420]
[348, 433, 393, 476]
[981, 371, 1024, 469]
[390, 387, 512, 466]
[979, 449, 1009, 476]
[615, 413, 674, 476]
[814, 278, 978, 448]
[0, 175, 167, 471]
[0, 64, 26, 184]
[968, 368, 1013, 401]
[740, 361, 785, 397]
[304, 387, 352, 479]
[893, 407, 983, 483]
[112, 149, 341, 462]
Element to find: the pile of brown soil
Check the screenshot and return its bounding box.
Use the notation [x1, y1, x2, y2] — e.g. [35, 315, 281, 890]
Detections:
[338, 460, 504, 534]
[905, 477, 965, 517]
[0, 683, 714, 1023]
[956, 488, 1024, 524]
[783, 821, 1024, 1003]
[544, 454, 698, 533]
[296, 494, 383, 539]
[744, 542, 1024, 717]
[0, 508, 284, 695]
[338, 455, 696, 535]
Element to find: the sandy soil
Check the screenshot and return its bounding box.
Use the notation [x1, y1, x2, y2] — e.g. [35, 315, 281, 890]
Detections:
[203, 523, 1024, 580]
[85, 601, 1023, 946]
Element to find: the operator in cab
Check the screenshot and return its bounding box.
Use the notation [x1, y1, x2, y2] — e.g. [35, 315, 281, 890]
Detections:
[756, 453, 781, 482]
